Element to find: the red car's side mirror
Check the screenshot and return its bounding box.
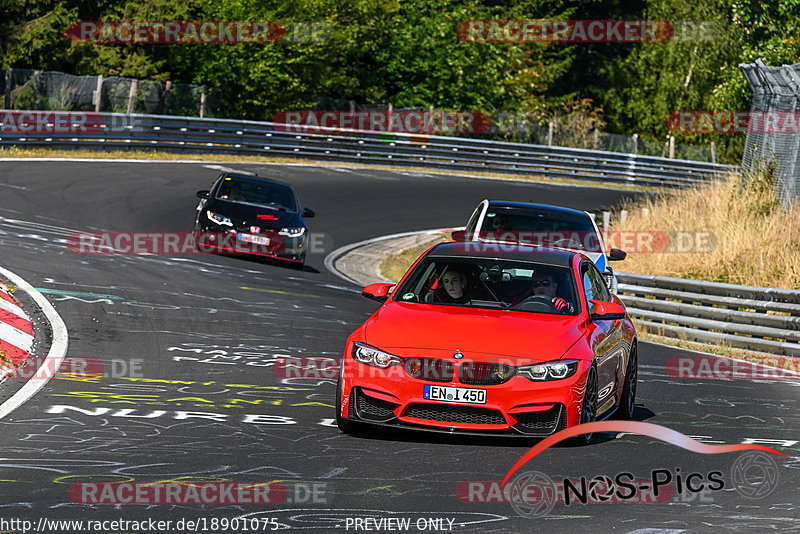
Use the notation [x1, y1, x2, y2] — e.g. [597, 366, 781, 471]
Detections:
[589, 300, 626, 320]
[451, 230, 466, 242]
[362, 283, 395, 303]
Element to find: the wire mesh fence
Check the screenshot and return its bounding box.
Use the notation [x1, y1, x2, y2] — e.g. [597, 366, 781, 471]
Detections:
[740, 59, 800, 209]
[1, 68, 218, 117]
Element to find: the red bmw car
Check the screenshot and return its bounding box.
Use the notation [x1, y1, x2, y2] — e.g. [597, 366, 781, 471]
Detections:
[335, 243, 638, 442]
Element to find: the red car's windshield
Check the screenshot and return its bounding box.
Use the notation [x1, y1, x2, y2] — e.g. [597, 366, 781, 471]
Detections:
[394, 258, 579, 315]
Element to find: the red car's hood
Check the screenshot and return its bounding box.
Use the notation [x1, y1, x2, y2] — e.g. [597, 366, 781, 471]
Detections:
[363, 302, 584, 363]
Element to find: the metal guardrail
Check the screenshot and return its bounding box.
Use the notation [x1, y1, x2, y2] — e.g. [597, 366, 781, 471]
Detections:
[617, 272, 800, 357]
[0, 111, 738, 188]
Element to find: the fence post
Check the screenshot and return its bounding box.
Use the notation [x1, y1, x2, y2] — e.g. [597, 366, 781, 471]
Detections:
[547, 121, 553, 146]
[710, 141, 717, 164]
[162, 80, 172, 115]
[632, 133, 638, 154]
[4, 69, 11, 109]
[603, 210, 610, 231]
[94, 75, 103, 112]
[669, 135, 675, 158]
[33, 70, 40, 110]
[200, 87, 206, 118]
[126, 79, 137, 114]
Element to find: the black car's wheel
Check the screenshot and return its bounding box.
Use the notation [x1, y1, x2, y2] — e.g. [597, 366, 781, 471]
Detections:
[573, 365, 598, 445]
[617, 342, 638, 420]
[335, 377, 362, 435]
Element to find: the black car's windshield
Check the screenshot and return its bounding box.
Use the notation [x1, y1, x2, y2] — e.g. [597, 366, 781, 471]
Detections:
[393, 257, 579, 315]
[477, 208, 602, 252]
[216, 178, 297, 211]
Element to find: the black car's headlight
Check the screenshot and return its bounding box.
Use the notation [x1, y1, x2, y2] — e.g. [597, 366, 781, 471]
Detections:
[279, 227, 305, 237]
[206, 210, 233, 227]
[517, 359, 580, 381]
[352, 342, 403, 369]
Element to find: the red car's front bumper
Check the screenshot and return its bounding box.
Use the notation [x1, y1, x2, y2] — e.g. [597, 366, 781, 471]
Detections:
[339, 344, 590, 436]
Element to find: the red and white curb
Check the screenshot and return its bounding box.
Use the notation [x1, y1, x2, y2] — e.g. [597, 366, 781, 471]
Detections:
[0, 280, 34, 378]
[0, 266, 68, 419]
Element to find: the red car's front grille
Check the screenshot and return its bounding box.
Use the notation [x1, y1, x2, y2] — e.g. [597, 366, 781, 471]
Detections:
[404, 358, 454, 382]
[458, 362, 515, 385]
[403, 403, 506, 425]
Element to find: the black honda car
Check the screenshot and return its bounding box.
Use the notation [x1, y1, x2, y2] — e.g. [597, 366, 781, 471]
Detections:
[194, 173, 314, 269]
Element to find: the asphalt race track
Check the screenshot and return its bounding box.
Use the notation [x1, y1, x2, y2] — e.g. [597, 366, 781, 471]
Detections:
[0, 160, 797, 533]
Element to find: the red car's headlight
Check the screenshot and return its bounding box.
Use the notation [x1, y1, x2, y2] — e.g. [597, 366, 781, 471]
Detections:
[517, 359, 580, 381]
[352, 342, 403, 369]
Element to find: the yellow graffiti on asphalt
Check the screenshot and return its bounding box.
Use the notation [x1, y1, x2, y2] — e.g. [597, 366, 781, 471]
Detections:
[54, 374, 311, 391]
[52, 474, 135, 484]
[50, 391, 285, 409]
[240, 286, 322, 299]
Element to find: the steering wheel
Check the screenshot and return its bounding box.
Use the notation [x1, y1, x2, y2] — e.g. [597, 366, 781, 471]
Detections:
[508, 294, 557, 312]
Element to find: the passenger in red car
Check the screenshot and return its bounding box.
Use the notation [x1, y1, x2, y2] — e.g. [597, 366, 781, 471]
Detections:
[438, 268, 470, 304]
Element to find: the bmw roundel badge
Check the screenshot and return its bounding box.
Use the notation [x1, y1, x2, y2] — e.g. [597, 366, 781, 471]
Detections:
[453, 351, 464, 360]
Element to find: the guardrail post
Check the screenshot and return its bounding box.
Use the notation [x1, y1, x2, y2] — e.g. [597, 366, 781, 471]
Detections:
[33, 70, 40, 110]
[200, 86, 206, 118]
[163, 80, 172, 115]
[94, 75, 103, 112]
[620, 209, 628, 224]
[632, 133, 638, 154]
[126, 79, 137, 114]
[603, 210, 610, 230]
[641, 208, 649, 218]
[711, 141, 717, 164]
[547, 121, 553, 146]
[669, 135, 675, 158]
[4, 69, 11, 109]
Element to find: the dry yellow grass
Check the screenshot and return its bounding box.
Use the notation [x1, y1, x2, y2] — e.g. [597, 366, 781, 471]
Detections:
[380, 234, 449, 282]
[614, 172, 800, 289]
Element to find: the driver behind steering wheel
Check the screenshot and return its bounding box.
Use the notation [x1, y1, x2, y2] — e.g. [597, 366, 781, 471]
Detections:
[531, 270, 573, 313]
